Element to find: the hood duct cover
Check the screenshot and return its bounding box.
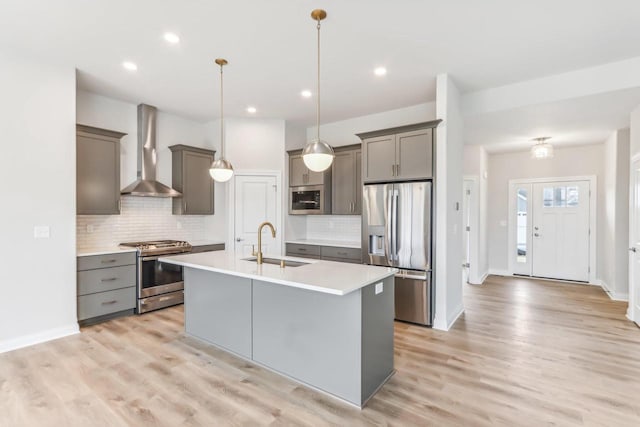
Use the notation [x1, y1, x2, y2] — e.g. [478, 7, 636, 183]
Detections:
[121, 104, 181, 197]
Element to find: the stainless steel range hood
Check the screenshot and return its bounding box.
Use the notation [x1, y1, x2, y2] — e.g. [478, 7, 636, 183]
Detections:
[121, 104, 181, 197]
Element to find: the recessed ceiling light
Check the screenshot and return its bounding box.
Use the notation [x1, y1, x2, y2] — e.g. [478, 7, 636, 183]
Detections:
[122, 61, 138, 71]
[374, 67, 387, 76]
[164, 32, 180, 44]
[301, 90, 312, 98]
[247, 106, 257, 114]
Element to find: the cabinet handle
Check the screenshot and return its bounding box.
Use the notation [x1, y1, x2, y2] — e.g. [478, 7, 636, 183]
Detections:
[101, 259, 117, 264]
[184, 201, 187, 212]
[101, 300, 117, 305]
[298, 248, 307, 252]
[396, 164, 400, 176]
[100, 277, 118, 282]
[117, 199, 121, 213]
[338, 252, 348, 256]
[392, 164, 395, 176]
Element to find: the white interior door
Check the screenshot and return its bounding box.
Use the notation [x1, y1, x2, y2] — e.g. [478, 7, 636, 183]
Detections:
[233, 175, 280, 257]
[531, 181, 590, 282]
[629, 159, 640, 324]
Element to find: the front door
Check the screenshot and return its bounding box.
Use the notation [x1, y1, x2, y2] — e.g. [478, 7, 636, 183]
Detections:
[531, 181, 590, 282]
[233, 174, 280, 257]
[629, 159, 640, 324]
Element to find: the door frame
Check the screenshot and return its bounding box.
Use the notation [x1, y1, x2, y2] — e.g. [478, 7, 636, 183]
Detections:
[627, 153, 640, 322]
[463, 176, 481, 284]
[507, 175, 597, 283]
[227, 170, 284, 255]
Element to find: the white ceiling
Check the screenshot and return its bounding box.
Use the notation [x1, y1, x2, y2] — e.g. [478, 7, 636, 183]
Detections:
[465, 87, 640, 152]
[2, 1, 640, 126]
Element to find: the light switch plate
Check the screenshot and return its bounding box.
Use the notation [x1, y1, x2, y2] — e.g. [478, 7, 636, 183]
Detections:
[34, 225, 50, 239]
[375, 282, 383, 295]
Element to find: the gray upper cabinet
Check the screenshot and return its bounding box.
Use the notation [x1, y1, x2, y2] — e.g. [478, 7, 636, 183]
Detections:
[358, 121, 440, 183]
[170, 145, 215, 215]
[332, 145, 362, 215]
[289, 154, 323, 186]
[76, 125, 126, 215]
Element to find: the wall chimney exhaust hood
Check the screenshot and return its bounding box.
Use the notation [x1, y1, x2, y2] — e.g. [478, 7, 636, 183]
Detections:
[121, 104, 181, 197]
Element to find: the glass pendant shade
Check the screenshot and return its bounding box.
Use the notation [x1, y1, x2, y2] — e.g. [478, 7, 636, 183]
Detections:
[302, 139, 334, 172]
[530, 142, 554, 159]
[209, 158, 234, 182]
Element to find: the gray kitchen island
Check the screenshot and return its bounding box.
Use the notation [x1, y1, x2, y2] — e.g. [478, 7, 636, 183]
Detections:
[159, 251, 396, 408]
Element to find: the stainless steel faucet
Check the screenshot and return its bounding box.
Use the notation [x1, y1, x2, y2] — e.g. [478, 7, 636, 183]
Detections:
[253, 221, 276, 264]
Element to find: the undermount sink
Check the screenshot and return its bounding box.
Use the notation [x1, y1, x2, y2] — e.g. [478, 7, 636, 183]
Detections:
[242, 257, 309, 268]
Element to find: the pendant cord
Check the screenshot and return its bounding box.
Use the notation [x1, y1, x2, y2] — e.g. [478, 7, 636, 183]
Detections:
[316, 19, 321, 142]
[220, 63, 225, 159]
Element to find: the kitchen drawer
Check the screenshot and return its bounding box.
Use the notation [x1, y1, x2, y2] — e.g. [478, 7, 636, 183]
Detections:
[77, 287, 136, 321]
[191, 244, 225, 253]
[77, 265, 136, 296]
[321, 256, 362, 264]
[77, 252, 136, 271]
[285, 243, 321, 257]
[321, 246, 362, 261]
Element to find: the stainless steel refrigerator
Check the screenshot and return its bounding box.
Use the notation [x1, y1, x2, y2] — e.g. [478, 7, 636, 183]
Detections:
[362, 182, 433, 325]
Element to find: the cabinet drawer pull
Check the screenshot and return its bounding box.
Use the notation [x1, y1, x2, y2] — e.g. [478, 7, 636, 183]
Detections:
[101, 300, 118, 305]
[338, 252, 348, 256]
[101, 277, 118, 282]
[298, 248, 307, 251]
[101, 259, 117, 264]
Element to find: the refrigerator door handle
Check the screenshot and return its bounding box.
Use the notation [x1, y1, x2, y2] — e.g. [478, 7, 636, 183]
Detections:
[384, 188, 393, 264]
[392, 189, 399, 262]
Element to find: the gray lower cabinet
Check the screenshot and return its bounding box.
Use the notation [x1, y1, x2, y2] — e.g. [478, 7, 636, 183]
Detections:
[77, 252, 136, 325]
[358, 121, 439, 183]
[332, 146, 362, 215]
[169, 145, 215, 215]
[76, 125, 126, 215]
[286, 243, 361, 263]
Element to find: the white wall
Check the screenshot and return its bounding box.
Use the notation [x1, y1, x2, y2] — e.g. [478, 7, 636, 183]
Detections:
[434, 74, 465, 331]
[486, 144, 606, 278]
[0, 53, 77, 352]
[298, 102, 437, 150]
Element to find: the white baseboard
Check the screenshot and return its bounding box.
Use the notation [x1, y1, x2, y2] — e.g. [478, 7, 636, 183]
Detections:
[487, 269, 510, 277]
[596, 280, 629, 301]
[433, 303, 465, 331]
[468, 270, 489, 285]
[0, 323, 79, 354]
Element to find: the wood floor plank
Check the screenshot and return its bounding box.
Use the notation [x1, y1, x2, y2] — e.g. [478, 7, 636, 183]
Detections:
[2, 275, 640, 426]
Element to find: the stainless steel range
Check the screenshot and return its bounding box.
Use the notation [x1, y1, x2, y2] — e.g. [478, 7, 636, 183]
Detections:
[119, 240, 192, 314]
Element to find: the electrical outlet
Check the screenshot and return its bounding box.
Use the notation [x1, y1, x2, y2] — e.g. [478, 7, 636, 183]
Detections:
[176, 221, 183, 230]
[375, 282, 383, 295]
[86, 224, 94, 233]
[34, 225, 50, 239]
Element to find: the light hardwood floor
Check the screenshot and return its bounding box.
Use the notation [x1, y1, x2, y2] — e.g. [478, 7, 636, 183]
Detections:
[2, 275, 640, 426]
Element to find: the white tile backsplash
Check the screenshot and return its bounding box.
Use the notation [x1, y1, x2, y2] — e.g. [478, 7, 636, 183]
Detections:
[306, 215, 361, 242]
[77, 197, 211, 250]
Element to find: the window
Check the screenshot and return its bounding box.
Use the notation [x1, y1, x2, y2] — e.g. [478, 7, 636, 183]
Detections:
[516, 188, 527, 263]
[543, 185, 579, 208]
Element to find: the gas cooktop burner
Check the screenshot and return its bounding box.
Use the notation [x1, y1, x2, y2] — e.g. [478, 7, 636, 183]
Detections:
[119, 239, 192, 255]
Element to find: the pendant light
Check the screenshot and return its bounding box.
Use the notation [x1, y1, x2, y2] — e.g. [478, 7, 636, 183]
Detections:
[209, 58, 234, 182]
[302, 9, 335, 172]
[530, 137, 554, 159]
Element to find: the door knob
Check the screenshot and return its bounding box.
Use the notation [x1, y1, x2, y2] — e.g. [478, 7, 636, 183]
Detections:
[236, 238, 244, 242]
[630, 247, 637, 253]
[534, 226, 539, 230]
[534, 233, 540, 237]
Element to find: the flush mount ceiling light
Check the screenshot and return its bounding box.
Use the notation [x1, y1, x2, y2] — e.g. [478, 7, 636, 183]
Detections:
[246, 106, 257, 114]
[122, 61, 138, 71]
[530, 137, 554, 159]
[374, 67, 387, 76]
[302, 9, 335, 173]
[209, 58, 234, 182]
[301, 90, 312, 98]
[164, 32, 180, 44]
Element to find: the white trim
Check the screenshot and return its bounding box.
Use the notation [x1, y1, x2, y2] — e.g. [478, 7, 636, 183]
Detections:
[463, 176, 480, 285]
[468, 271, 489, 285]
[434, 303, 464, 331]
[488, 269, 510, 277]
[227, 170, 284, 256]
[598, 280, 629, 301]
[0, 324, 79, 354]
[506, 175, 597, 283]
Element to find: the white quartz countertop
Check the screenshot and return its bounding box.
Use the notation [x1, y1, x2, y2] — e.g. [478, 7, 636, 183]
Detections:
[77, 246, 138, 257]
[159, 251, 395, 296]
[285, 239, 361, 249]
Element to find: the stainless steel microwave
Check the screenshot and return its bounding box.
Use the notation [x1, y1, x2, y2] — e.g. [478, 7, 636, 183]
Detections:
[289, 185, 331, 215]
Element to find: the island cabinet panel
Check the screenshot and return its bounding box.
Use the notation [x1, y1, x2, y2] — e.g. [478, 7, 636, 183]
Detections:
[252, 280, 363, 405]
[184, 268, 252, 359]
